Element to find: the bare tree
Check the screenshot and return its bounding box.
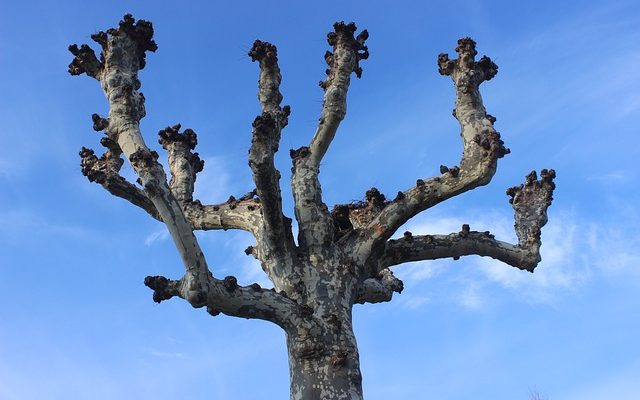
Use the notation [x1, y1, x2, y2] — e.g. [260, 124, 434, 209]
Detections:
[69, 15, 555, 400]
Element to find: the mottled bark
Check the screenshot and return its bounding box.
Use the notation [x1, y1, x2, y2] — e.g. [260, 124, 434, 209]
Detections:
[69, 15, 299, 327]
[71, 17, 556, 400]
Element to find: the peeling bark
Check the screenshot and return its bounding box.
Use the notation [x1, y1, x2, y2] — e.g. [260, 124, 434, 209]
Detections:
[71, 17, 556, 400]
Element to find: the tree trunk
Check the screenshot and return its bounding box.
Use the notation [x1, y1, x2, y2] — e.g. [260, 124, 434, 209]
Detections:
[286, 308, 363, 400]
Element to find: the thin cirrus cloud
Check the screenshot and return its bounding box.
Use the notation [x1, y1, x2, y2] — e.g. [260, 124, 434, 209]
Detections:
[390, 205, 640, 308]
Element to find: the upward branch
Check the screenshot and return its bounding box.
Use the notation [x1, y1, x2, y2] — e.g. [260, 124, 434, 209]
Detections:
[355, 38, 508, 261]
[291, 22, 368, 255]
[247, 40, 299, 290]
[309, 22, 369, 167]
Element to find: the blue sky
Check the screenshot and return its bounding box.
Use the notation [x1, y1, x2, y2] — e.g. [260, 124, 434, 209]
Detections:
[0, 0, 639, 399]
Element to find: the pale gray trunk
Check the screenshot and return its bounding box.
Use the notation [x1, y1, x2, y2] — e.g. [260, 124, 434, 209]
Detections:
[287, 310, 363, 400]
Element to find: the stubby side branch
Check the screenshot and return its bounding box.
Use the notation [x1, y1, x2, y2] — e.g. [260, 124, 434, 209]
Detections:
[158, 124, 204, 204]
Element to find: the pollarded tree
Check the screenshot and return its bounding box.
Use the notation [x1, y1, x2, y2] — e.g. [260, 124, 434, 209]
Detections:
[70, 15, 555, 400]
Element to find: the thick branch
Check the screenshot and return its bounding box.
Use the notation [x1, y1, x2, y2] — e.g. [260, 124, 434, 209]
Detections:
[248, 40, 291, 247]
[248, 40, 298, 289]
[379, 170, 556, 272]
[356, 37, 508, 257]
[382, 231, 539, 271]
[143, 273, 306, 329]
[309, 22, 368, 167]
[185, 194, 262, 234]
[291, 22, 368, 254]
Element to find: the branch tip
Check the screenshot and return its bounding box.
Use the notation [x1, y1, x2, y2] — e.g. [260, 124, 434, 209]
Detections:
[507, 169, 556, 247]
[223, 276, 238, 292]
[459, 224, 470, 238]
[91, 113, 109, 131]
[144, 275, 175, 303]
[68, 43, 102, 78]
[158, 124, 198, 150]
[322, 20, 369, 85]
[248, 39, 278, 65]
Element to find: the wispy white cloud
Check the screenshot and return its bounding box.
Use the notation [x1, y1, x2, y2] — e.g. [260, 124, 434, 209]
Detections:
[588, 170, 636, 185]
[394, 261, 446, 286]
[398, 295, 430, 310]
[144, 227, 170, 246]
[193, 156, 233, 204]
[392, 205, 640, 308]
[220, 231, 273, 288]
[0, 209, 97, 247]
[143, 347, 186, 359]
[458, 283, 485, 311]
[587, 224, 640, 279]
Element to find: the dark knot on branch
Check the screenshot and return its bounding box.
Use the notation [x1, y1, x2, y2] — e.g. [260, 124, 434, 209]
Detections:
[507, 169, 556, 205]
[223, 276, 238, 292]
[330, 350, 349, 368]
[68, 44, 102, 78]
[289, 146, 310, 162]
[477, 55, 498, 81]
[109, 14, 158, 69]
[321, 21, 369, 89]
[252, 113, 276, 137]
[129, 148, 159, 169]
[459, 224, 470, 238]
[79, 147, 101, 182]
[248, 40, 278, 66]
[158, 124, 198, 150]
[91, 113, 109, 132]
[365, 187, 386, 208]
[298, 304, 314, 317]
[144, 275, 175, 303]
[473, 130, 510, 159]
[456, 37, 478, 59]
[438, 37, 499, 83]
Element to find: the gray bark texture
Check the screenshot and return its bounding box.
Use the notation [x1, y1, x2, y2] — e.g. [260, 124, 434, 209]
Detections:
[70, 16, 556, 400]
